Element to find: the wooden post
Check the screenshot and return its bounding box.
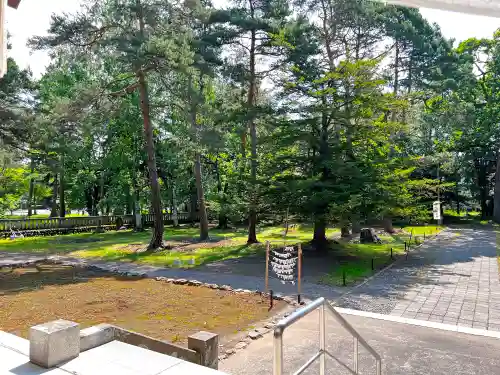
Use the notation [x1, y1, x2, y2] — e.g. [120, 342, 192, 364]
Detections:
[371, 258, 374, 271]
[390, 248, 393, 259]
[342, 270, 346, 286]
[297, 243, 302, 304]
[265, 241, 270, 292]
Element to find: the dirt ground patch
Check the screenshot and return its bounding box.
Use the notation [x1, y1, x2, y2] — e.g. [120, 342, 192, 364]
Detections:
[0, 265, 285, 344]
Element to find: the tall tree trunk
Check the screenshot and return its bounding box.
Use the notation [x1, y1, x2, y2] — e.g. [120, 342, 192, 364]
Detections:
[341, 226, 350, 238]
[33, 188, 37, 215]
[96, 170, 105, 232]
[312, 102, 330, 250]
[383, 217, 395, 234]
[313, 217, 327, 246]
[194, 154, 209, 239]
[352, 220, 361, 234]
[50, 173, 58, 218]
[480, 190, 488, 219]
[216, 161, 229, 229]
[311, 0, 335, 251]
[247, 20, 258, 244]
[391, 42, 400, 123]
[27, 158, 35, 217]
[402, 51, 413, 124]
[138, 71, 163, 249]
[59, 156, 65, 218]
[136, 0, 163, 249]
[475, 159, 489, 219]
[189, 77, 209, 240]
[171, 181, 179, 227]
[494, 152, 500, 223]
[189, 185, 198, 223]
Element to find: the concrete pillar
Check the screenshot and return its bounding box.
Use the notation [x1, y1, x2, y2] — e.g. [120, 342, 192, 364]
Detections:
[188, 331, 219, 369]
[29, 320, 80, 368]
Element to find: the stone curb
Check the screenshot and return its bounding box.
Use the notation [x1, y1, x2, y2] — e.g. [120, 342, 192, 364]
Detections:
[336, 306, 500, 339]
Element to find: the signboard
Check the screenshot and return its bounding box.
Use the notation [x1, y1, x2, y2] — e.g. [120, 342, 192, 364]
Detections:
[433, 201, 442, 220]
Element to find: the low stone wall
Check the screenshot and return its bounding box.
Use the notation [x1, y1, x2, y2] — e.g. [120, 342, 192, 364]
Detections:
[29, 320, 219, 370]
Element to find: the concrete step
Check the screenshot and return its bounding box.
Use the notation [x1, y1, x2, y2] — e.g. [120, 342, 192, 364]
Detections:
[220, 310, 500, 375]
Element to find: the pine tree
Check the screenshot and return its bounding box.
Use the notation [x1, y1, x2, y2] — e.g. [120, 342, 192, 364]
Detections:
[29, 0, 194, 250]
[210, 0, 293, 243]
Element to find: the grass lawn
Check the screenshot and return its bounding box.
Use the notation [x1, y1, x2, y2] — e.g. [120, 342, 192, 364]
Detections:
[319, 225, 444, 286]
[0, 264, 285, 344]
[0, 224, 339, 268]
[444, 209, 480, 218]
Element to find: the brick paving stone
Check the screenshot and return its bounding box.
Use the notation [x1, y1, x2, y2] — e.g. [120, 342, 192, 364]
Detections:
[415, 313, 431, 320]
[457, 319, 473, 327]
[402, 311, 417, 319]
[473, 322, 487, 330]
[488, 323, 500, 331]
[331, 229, 500, 333]
[429, 315, 444, 323]
[444, 311, 460, 319]
[442, 317, 458, 325]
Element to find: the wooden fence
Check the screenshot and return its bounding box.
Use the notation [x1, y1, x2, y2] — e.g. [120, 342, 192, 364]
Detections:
[0, 212, 196, 233]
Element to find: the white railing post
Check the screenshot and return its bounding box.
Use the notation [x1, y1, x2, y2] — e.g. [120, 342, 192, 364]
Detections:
[319, 304, 326, 375]
[273, 328, 283, 375]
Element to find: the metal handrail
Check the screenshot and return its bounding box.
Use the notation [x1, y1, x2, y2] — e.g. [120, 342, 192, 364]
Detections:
[273, 297, 382, 375]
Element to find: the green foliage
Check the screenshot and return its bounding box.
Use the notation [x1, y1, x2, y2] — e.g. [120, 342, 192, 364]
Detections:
[1, 0, 496, 248]
[0, 166, 29, 215]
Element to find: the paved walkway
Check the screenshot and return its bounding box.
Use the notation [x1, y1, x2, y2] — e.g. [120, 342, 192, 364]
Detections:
[336, 228, 500, 331]
[220, 310, 500, 375]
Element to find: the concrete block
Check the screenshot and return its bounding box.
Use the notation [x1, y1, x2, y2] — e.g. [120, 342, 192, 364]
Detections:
[188, 331, 219, 369]
[80, 323, 115, 352]
[29, 320, 80, 368]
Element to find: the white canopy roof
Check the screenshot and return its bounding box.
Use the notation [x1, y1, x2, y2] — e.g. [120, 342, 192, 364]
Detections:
[386, 0, 500, 17]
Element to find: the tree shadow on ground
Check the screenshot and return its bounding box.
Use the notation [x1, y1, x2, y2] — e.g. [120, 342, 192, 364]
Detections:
[0, 264, 142, 297]
[334, 226, 500, 312]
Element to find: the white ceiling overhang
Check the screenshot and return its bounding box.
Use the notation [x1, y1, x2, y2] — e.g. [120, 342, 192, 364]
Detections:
[385, 0, 500, 17]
